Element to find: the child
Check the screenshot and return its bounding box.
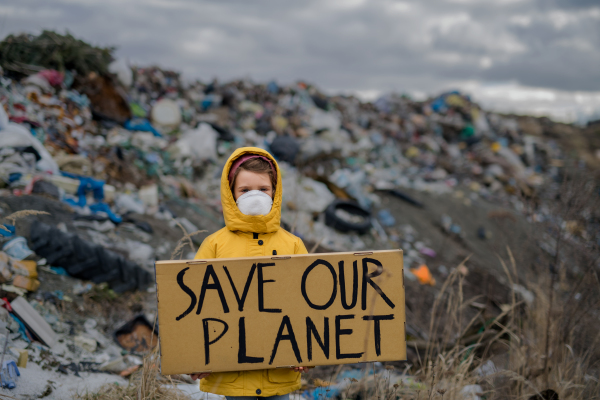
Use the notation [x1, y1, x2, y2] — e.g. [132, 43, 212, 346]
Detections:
[191, 147, 309, 400]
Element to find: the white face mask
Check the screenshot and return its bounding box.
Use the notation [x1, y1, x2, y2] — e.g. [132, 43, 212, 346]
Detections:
[236, 190, 273, 216]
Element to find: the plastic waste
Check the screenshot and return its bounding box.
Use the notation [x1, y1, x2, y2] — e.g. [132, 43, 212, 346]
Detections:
[281, 169, 335, 214]
[0, 225, 15, 238]
[476, 360, 497, 377]
[460, 384, 483, 400]
[329, 169, 373, 210]
[512, 284, 534, 305]
[124, 118, 162, 137]
[108, 59, 133, 87]
[270, 135, 300, 165]
[73, 282, 93, 295]
[151, 98, 182, 130]
[418, 247, 436, 258]
[23, 73, 53, 93]
[377, 209, 396, 227]
[38, 70, 64, 87]
[168, 123, 218, 163]
[126, 240, 154, 267]
[115, 194, 146, 214]
[139, 184, 159, 207]
[410, 265, 436, 286]
[309, 108, 341, 134]
[3, 238, 33, 261]
[74, 335, 97, 352]
[16, 350, 27, 368]
[0, 360, 19, 389]
[30, 221, 152, 292]
[0, 107, 59, 175]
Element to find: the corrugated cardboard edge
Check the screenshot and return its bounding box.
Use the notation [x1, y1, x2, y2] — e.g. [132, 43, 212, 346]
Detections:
[154, 261, 163, 375]
[11, 296, 57, 348]
[155, 249, 404, 266]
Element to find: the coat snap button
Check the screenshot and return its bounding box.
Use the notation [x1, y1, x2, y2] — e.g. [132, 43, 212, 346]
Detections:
[256, 389, 262, 395]
[258, 240, 264, 245]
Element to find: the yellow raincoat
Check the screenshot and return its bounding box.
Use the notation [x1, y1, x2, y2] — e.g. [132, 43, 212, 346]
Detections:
[195, 147, 307, 397]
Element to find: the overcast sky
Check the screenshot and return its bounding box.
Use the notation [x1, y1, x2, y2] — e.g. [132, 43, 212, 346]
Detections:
[1, 0, 600, 122]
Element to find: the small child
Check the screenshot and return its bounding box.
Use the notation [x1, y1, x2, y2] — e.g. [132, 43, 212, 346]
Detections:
[191, 147, 309, 400]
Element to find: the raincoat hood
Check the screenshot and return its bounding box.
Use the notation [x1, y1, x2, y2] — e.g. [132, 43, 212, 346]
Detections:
[221, 147, 282, 233]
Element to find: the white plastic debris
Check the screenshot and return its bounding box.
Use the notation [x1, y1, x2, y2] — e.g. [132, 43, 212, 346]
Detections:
[460, 385, 483, 400]
[108, 58, 133, 87]
[151, 98, 182, 130]
[169, 123, 218, 162]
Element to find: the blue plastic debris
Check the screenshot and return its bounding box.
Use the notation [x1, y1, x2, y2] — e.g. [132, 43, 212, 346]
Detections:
[377, 209, 396, 227]
[50, 267, 68, 276]
[267, 81, 279, 94]
[9, 315, 30, 343]
[3, 237, 34, 260]
[304, 369, 368, 400]
[450, 224, 462, 234]
[430, 96, 447, 113]
[8, 173, 21, 183]
[124, 118, 162, 137]
[60, 172, 122, 224]
[0, 360, 20, 389]
[0, 224, 15, 238]
[201, 94, 222, 111]
[63, 90, 90, 108]
[61, 172, 105, 207]
[89, 202, 123, 224]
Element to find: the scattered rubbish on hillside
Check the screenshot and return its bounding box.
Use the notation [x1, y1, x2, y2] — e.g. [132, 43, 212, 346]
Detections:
[0, 30, 598, 396]
[410, 264, 436, 286]
[114, 315, 158, 353]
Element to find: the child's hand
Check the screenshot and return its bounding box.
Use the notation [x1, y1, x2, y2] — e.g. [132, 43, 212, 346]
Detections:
[293, 367, 310, 373]
[190, 372, 211, 380]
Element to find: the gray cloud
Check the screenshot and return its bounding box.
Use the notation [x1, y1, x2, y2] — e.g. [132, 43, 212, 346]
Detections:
[1, 0, 599, 95]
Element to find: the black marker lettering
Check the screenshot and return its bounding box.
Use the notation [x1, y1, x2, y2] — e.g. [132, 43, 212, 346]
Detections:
[362, 314, 394, 356]
[339, 261, 358, 310]
[257, 263, 282, 313]
[361, 258, 395, 310]
[224, 264, 256, 312]
[269, 315, 302, 365]
[335, 314, 364, 359]
[175, 267, 197, 321]
[301, 259, 338, 310]
[196, 265, 229, 315]
[238, 317, 264, 363]
[306, 316, 329, 361]
[202, 318, 228, 364]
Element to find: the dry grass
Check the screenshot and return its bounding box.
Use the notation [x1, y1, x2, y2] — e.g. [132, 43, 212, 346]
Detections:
[170, 219, 206, 259]
[74, 250, 599, 400]
[3, 209, 50, 225]
[73, 348, 194, 400]
[337, 248, 600, 400]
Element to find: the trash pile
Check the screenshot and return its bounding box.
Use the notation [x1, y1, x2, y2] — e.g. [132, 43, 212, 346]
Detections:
[0, 30, 587, 282]
[0, 31, 596, 395]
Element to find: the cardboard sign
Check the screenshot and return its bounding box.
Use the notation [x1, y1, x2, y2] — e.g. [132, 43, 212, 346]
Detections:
[155, 250, 405, 375]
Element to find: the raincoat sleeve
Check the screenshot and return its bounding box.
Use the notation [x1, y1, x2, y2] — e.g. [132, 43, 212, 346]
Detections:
[194, 237, 216, 259]
[294, 238, 308, 255]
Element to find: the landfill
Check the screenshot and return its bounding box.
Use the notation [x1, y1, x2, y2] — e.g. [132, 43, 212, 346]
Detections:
[0, 31, 599, 399]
